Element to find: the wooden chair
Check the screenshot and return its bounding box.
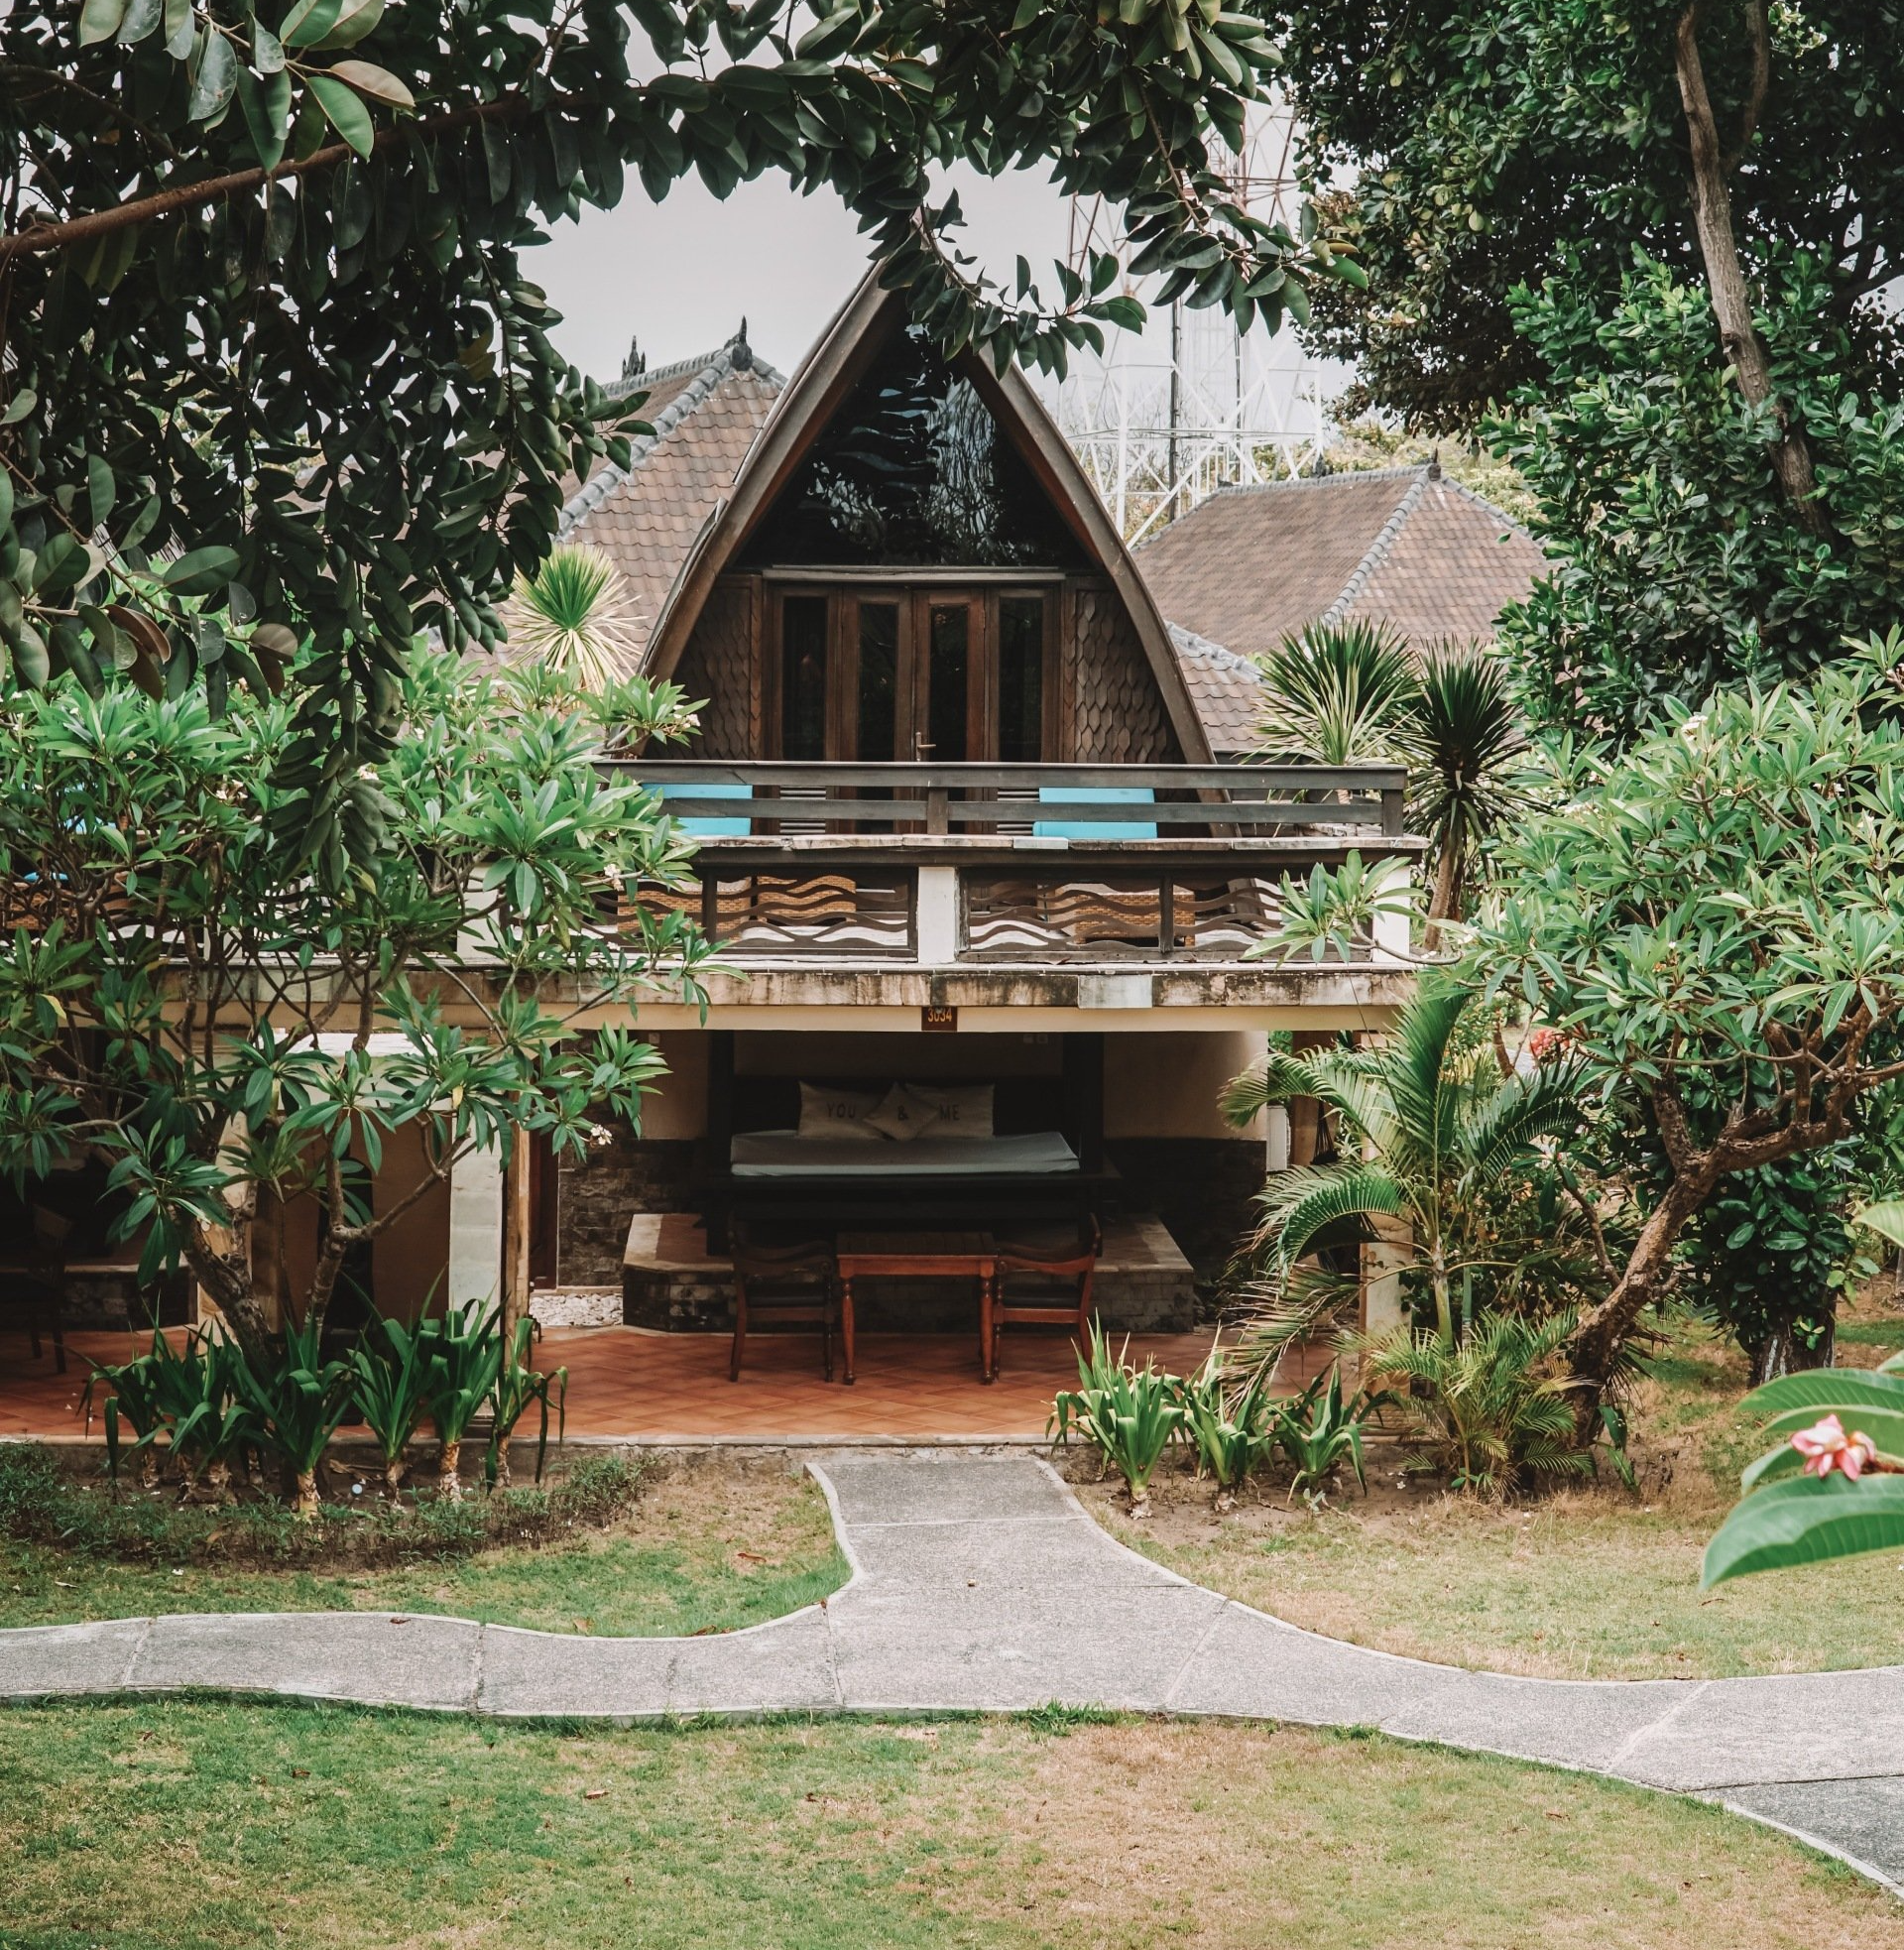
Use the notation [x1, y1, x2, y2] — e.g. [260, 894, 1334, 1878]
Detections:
[987, 1215, 1101, 1382]
[729, 1229, 839, 1383]
[0, 1205, 70, 1375]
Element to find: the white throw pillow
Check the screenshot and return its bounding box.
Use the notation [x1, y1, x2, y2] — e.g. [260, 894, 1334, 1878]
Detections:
[796, 1082, 884, 1141]
[904, 1083, 995, 1139]
[863, 1082, 943, 1143]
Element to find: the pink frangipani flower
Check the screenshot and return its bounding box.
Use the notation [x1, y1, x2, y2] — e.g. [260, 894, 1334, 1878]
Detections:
[1790, 1414, 1879, 1480]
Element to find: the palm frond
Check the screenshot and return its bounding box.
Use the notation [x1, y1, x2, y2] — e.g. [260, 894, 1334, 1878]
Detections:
[1250, 1159, 1412, 1268]
[1379, 980, 1471, 1178]
[1221, 1047, 1396, 1154]
[1456, 1055, 1590, 1187]
[1224, 1263, 1366, 1382]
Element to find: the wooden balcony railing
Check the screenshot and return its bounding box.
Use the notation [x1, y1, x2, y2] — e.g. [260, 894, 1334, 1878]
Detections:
[615, 762, 1419, 966]
[604, 759, 1407, 838]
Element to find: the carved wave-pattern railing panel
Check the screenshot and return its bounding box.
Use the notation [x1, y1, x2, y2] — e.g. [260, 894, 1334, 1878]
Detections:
[962, 875, 1359, 961]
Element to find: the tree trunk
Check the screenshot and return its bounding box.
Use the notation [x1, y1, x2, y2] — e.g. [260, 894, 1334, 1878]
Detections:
[1421, 837, 1462, 952]
[1673, 3, 1825, 531]
[383, 1453, 407, 1498]
[438, 1436, 463, 1501]
[492, 1430, 512, 1492]
[1750, 1325, 1793, 1387]
[292, 1468, 319, 1520]
[1569, 1163, 1720, 1433]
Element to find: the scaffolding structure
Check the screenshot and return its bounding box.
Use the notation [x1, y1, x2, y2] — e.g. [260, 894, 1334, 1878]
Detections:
[1049, 101, 1344, 544]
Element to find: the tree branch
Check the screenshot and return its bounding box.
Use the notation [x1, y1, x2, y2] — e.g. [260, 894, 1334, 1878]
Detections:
[0, 95, 531, 266]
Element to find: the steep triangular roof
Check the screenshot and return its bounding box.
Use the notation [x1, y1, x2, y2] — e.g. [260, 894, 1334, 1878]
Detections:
[644, 266, 1212, 762]
[1135, 465, 1545, 666]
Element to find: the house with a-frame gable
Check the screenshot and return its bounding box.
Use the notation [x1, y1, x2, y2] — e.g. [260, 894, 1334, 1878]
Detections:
[505, 267, 1435, 1352]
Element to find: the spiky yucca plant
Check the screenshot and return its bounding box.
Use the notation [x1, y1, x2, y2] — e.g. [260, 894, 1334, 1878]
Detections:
[1254, 619, 1416, 768]
[1409, 646, 1529, 938]
[501, 545, 643, 691]
[1251, 625, 1531, 937]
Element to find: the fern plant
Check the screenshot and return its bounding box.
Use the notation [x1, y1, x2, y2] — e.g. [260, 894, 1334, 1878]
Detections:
[1352, 1310, 1591, 1498]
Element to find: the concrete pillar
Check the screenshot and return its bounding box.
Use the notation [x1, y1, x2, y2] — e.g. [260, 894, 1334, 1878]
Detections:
[446, 1141, 503, 1313]
[1373, 858, 1413, 965]
[916, 865, 959, 963]
[1363, 1214, 1412, 1338]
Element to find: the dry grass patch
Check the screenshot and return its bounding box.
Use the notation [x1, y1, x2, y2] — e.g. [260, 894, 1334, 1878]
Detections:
[1072, 1305, 1904, 1679]
[1, 1702, 1896, 1949]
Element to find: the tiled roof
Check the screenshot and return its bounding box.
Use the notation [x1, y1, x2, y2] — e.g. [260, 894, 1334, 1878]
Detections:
[555, 338, 786, 666]
[1136, 466, 1547, 667]
[1168, 624, 1268, 759]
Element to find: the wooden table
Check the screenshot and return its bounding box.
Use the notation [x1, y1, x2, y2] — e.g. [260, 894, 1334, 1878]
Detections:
[833, 1232, 997, 1386]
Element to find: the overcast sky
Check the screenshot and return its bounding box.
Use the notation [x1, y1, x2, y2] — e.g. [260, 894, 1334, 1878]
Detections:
[526, 167, 1083, 384]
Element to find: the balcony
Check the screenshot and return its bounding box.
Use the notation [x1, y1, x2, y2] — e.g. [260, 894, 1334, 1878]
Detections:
[610, 760, 1419, 969]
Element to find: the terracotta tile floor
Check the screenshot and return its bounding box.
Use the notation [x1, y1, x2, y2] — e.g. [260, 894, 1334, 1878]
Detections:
[0, 1323, 1274, 1444]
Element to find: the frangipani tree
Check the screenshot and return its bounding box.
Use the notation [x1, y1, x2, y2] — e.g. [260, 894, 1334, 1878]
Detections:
[0, 648, 715, 1362]
[1475, 640, 1904, 1421]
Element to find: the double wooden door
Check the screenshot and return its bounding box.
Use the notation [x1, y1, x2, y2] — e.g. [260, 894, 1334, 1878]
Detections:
[772, 585, 1054, 764]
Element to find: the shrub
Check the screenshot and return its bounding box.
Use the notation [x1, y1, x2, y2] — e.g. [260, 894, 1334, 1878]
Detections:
[346, 1315, 435, 1496]
[233, 1319, 353, 1519]
[421, 1303, 508, 1501]
[1176, 1352, 1278, 1508]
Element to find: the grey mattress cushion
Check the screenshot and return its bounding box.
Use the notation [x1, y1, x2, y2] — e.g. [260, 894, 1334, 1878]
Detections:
[729, 1130, 1080, 1178]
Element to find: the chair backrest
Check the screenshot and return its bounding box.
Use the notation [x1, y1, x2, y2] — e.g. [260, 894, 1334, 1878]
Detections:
[997, 1213, 1101, 1273]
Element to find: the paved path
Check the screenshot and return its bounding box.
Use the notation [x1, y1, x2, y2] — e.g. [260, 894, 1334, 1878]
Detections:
[3, 1451, 1899, 1891]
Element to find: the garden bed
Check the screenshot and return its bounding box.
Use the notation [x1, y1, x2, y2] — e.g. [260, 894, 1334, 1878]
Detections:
[1, 1700, 1895, 1949]
[1069, 1304, 1904, 1680]
[0, 1448, 847, 1637]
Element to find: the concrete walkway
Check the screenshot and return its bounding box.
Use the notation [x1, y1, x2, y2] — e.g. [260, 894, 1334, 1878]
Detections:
[3, 1451, 1899, 1891]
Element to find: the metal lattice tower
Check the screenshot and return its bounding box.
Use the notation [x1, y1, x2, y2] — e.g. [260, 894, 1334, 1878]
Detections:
[1049, 100, 1344, 544]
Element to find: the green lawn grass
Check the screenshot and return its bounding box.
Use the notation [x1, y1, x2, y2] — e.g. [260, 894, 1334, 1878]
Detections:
[0, 1461, 847, 1637]
[2, 1700, 1897, 1950]
[1081, 1308, 1904, 1680]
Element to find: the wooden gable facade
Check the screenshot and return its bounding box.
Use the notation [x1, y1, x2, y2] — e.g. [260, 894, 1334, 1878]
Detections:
[643, 270, 1210, 773]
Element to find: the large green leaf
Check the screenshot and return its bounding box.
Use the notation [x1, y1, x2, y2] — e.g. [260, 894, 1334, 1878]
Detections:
[1704, 1474, 1904, 1587]
[1856, 1201, 1904, 1251]
[1743, 1370, 1904, 1418]
[77, 0, 130, 46]
[308, 72, 375, 157]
